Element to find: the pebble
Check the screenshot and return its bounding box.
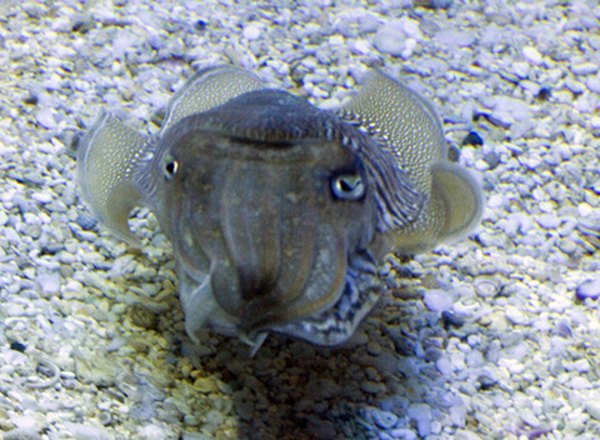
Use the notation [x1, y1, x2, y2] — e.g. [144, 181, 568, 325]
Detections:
[360, 380, 386, 395]
[522, 45, 543, 65]
[571, 62, 598, 75]
[423, 289, 453, 313]
[586, 402, 600, 421]
[536, 214, 561, 230]
[407, 403, 432, 437]
[569, 376, 591, 390]
[441, 310, 466, 328]
[371, 408, 399, 429]
[242, 23, 262, 41]
[474, 278, 500, 298]
[36, 108, 57, 129]
[434, 29, 476, 48]
[505, 306, 531, 326]
[373, 22, 408, 57]
[63, 423, 114, 440]
[3, 428, 42, 440]
[36, 272, 61, 295]
[76, 214, 98, 230]
[575, 278, 600, 300]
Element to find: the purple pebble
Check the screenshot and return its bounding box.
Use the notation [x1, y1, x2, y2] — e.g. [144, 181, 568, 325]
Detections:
[576, 278, 600, 301]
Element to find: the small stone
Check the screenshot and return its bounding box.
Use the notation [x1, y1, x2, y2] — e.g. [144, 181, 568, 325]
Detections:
[242, 23, 261, 41]
[571, 62, 598, 76]
[520, 408, 541, 427]
[360, 380, 385, 394]
[587, 76, 600, 94]
[474, 278, 501, 298]
[423, 289, 453, 313]
[586, 401, 600, 421]
[569, 376, 591, 390]
[36, 108, 57, 129]
[193, 377, 218, 393]
[137, 424, 168, 440]
[462, 131, 484, 147]
[371, 408, 399, 429]
[76, 214, 98, 230]
[483, 151, 500, 169]
[63, 423, 114, 440]
[477, 372, 497, 390]
[36, 272, 61, 295]
[536, 87, 552, 101]
[441, 310, 467, 328]
[407, 403, 432, 437]
[10, 341, 27, 352]
[536, 214, 560, 230]
[3, 428, 42, 440]
[129, 304, 159, 330]
[576, 278, 600, 300]
[435, 29, 476, 48]
[366, 341, 382, 356]
[505, 306, 530, 326]
[374, 22, 407, 57]
[522, 46, 543, 65]
[436, 357, 453, 375]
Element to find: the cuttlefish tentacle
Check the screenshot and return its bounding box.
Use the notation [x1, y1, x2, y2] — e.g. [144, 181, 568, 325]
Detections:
[340, 70, 483, 255]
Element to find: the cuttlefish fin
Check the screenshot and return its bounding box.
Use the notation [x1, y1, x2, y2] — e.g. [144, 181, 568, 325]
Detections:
[160, 65, 267, 134]
[77, 112, 149, 246]
[341, 70, 483, 256]
[430, 160, 483, 242]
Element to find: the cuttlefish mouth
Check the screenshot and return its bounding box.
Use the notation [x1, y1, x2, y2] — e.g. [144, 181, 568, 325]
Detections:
[176, 215, 383, 349]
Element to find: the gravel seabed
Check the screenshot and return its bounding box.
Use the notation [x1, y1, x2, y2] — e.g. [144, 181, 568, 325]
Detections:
[1, 1, 599, 439]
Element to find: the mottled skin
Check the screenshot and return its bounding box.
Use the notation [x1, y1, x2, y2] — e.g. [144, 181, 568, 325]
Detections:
[77, 66, 483, 351]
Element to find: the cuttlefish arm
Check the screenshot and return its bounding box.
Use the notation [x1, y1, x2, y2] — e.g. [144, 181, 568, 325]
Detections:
[77, 65, 268, 245]
[340, 70, 484, 256]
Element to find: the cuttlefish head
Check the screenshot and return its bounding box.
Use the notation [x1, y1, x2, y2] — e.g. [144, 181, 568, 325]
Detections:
[148, 89, 403, 348]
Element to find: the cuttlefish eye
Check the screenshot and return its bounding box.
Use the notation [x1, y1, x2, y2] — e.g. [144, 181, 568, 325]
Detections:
[331, 172, 365, 200]
[163, 155, 179, 181]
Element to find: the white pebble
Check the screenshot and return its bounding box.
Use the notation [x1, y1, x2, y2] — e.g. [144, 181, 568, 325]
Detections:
[522, 45, 543, 65]
[536, 214, 560, 230]
[587, 76, 600, 94]
[570, 376, 591, 390]
[571, 62, 598, 76]
[423, 289, 453, 313]
[492, 96, 532, 124]
[31, 191, 53, 204]
[36, 272, 61, 295]
[576, 278, 600, 300]
[407, 403, 432, 437]
[374, 22, 407, 57]
[435, 29, 476, 48]
[520, 408, 541, 427]
[242, 24, 262, 41]
[512, 62, 530, 78]
[505, 306, 530, 326]
[371, 408, 399, 429]
[586, 401, 600, 421]
[36, 108, 57, 129]
[63, 423, 114, 440]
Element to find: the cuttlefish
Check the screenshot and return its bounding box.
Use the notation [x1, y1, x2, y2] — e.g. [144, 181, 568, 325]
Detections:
[78, 65, 483, 352]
